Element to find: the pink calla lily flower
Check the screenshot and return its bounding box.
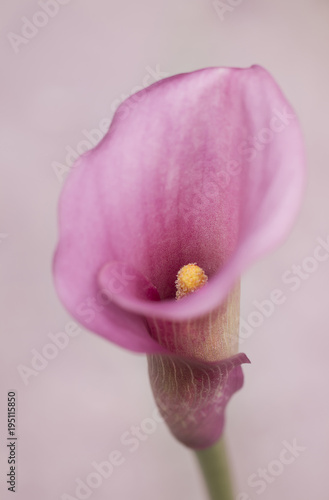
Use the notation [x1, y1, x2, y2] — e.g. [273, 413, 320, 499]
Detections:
[53, 65, 305, 449]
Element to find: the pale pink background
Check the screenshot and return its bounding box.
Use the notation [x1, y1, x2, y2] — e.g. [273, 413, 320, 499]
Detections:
[1, 1, 328, 499]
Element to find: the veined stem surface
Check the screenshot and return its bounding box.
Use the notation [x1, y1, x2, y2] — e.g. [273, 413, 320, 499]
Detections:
[195, 438, 235, 500]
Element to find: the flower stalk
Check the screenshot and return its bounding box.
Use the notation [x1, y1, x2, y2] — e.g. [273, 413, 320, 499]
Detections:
[196, 438, 235, 500]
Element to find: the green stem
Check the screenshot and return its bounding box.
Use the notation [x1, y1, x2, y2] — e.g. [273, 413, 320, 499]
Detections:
[195, 438, 235, 500]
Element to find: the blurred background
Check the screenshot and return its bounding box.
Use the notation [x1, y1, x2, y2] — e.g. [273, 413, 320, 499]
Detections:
[1, 0, 328, 498]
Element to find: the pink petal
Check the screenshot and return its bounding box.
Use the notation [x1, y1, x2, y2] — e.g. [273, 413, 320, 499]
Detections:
[54, 65, 305, 352]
